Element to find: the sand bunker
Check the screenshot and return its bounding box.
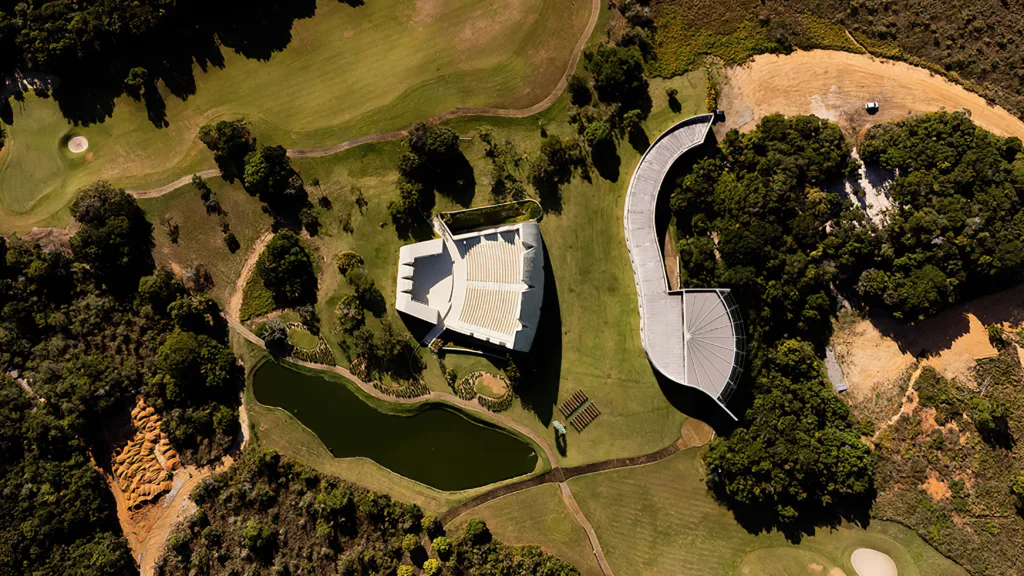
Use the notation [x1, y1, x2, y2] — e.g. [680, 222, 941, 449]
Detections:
[67, 136, 89, 153]
[851, 548, 898, 576]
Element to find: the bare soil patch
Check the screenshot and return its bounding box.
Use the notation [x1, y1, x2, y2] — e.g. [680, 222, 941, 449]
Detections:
[475, 373, 508, 399]
[718, 50, 1024, 141]
[832, 317, 915, 403]
[920, 469, 952, 502]
[678, 418, 714, 449]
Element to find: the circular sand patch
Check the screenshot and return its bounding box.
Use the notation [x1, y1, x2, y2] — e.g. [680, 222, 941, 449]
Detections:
[851, 548, 897, 576]
[474, 373, 508, 399]
[67, 136, 89, 153]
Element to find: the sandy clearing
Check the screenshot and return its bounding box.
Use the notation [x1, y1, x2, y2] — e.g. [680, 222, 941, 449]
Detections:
[921, 469, 951, 502]
[67, 136, 89, 153]
[475, 373, 508, 398]
[108, 458, 232, 575]
[922, 314, 997, 384]
[678, 418, 714, 449]
[851, 548, 898, 576]
[833, 319, 915, 402]
[718, 50, 1024, 141]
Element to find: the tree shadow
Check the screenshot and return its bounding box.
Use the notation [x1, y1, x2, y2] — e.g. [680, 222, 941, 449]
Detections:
[514, 243, 561, 426]
[434, 153, 476, 208]
[627, 128, 650, 154]
[590, 142, 620, 182]
[0, 96, 11, 125]
[868, 282, 1024, 357]
[667, 95, 682, 113]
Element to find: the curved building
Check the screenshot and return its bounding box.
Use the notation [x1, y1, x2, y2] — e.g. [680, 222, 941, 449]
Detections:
[624, 114, 745, 419]
[396, 221, 545, 352]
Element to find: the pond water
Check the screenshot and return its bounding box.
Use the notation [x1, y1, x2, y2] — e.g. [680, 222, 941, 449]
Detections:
[252, 361, 539, 491]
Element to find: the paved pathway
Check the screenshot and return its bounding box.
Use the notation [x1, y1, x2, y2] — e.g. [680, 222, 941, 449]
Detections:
[124, 0, 600, 197]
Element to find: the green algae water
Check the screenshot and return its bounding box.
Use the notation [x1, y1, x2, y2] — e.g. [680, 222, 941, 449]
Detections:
[252, 361, 539, 490]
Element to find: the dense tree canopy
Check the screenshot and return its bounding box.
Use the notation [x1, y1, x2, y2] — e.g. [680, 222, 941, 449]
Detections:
[0, 183, 242, 574]
[155, 448, 579, 575]
[255, 230, 317, 307]
[0, 377, 135, 575]
[583, 44, 649, 113]
[70, 181, 155, 291]
[704, 341, 874, 529]
[198, 119, 253, 179]
[389, 122, 473, 233]
[855, 111, 1024, 321]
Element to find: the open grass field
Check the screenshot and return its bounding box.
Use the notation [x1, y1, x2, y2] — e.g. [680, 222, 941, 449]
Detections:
[567, 448, 967, 576]
[137, 178, 271, 305]
[447, 483, 603, 576]
[0, 0, 594, 233]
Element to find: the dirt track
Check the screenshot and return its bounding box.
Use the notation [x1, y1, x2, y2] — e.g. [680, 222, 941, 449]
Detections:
[719, 50, 1024, 141]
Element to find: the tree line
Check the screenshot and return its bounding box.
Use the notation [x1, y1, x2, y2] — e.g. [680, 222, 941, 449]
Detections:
[155, 446, 580, 575]
[0, 0, 330, 125]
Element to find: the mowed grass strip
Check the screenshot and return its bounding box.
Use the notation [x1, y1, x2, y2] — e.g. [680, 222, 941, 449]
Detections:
[447, 483, 604, 576]
[0, 0, 593, 233]
[567, 448, 967, 576]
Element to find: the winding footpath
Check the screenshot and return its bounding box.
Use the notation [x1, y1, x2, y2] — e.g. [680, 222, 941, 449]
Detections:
[125, 0, 601, 198]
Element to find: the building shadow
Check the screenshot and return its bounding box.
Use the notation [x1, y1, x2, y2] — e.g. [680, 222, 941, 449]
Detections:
[515, 242, 561, 427]
[654, 371, 740, 437]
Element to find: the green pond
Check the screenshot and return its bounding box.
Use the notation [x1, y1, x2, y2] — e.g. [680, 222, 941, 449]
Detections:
[252, 362, 539, 490]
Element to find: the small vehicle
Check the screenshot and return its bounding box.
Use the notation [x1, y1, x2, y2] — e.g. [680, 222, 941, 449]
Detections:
[865, 102, 880, 114]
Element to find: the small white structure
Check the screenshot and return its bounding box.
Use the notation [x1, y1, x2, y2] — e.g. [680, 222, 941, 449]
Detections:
[396, 221, 545, 352]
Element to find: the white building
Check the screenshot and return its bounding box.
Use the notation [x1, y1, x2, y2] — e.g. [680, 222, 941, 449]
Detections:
[395, 221, 544, 352]
[624, 114, 746, 419]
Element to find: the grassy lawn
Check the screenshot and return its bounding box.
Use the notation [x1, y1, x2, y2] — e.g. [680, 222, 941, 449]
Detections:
[567, 448, 967, 576]
[138, 178, 271, 305]
[288, 328, 320, 350]
[0, 0, 593, 234]
[447, 484, 603, 576]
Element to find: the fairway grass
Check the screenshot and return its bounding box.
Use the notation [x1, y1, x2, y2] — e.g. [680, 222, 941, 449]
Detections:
[0, 0, 593, 233]
[567, 448, 966, 576]
[447, 484, 603, 576]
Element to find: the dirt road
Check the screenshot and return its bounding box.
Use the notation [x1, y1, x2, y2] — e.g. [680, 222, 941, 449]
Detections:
[719, 50, 1024, 141]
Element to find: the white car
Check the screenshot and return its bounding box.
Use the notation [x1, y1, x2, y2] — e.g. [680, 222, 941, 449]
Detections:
[865, 102, 880, 113]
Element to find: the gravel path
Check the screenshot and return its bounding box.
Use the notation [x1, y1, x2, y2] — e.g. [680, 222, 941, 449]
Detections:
[125, 0, 600, 198]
